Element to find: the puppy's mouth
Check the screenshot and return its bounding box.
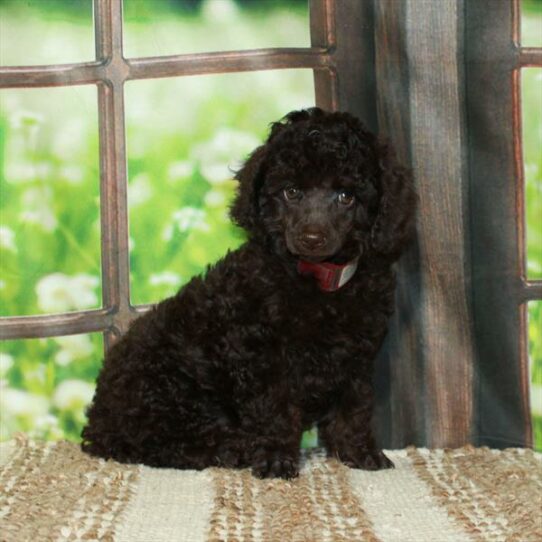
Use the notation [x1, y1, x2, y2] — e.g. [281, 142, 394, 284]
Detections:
[285, 224, 354, 263]
[286, 238, 341, 263]
[285, 233, 360, 265]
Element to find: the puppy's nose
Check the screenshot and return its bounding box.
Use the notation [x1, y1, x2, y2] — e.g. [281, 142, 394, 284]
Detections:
[299, 227, 327, 251]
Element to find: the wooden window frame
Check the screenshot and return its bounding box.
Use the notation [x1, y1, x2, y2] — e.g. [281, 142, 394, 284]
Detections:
[0, 0, 372, 348]
[466, 0, 542, 447]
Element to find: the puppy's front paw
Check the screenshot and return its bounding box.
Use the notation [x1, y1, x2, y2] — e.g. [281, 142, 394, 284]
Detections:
[251, 449, 299, 480]
[336, 448, 394, 470]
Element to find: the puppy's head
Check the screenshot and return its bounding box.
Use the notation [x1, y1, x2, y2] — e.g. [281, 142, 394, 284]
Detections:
[230, 108, 416, 263]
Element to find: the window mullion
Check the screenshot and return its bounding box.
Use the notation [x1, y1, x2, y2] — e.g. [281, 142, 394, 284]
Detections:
[94, 0, 133, 348]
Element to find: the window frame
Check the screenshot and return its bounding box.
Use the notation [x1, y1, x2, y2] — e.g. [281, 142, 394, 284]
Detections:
[465, 0, 542, 447]
[0, 0, 366, 347]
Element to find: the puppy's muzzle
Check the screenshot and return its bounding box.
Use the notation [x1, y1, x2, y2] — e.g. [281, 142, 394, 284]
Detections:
[297, 227, 327, 252]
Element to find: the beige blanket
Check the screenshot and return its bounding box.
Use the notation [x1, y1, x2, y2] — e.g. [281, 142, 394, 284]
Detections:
[1, 436, 540, 541]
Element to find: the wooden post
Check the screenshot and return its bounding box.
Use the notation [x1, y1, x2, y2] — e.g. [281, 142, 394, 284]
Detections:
[373, 0, 475, 448]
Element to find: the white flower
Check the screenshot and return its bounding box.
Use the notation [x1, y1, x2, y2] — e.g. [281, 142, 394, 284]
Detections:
[5, 161, 52, 184]
[200, 163, 229, 184]
[33, 414, 61, 436]
[59, 165, 83, 184]
[4, 162, 37, 184]
[204, 189, 226, 207]
[0, 226, 17, 252]
[10, 110, 44, 131]
[162, 224, 174, 242]
[35, 162, 52, 179]
[20, 187, 57, 231]
[51, 118, 87, 160]
[149, 271, 182, 288]
[202, 0, 239, 23]
[528, 259, 542, 275]
[53, 379, 95, 411]
[0, 353, 13, 376]
[35, 414, 60, 429]
[25, 365, 46, 384]
[531, 384, 542, 416]
[0, 280, 5, 290]
[0, 388, 49, 418]
[36, 273, 99, 313]
[192, 129, 260, 185]
[53, 335, 94, 366]
[129, 173, 153, 207]
[20, 209, 57, 231]
[524, 163, 540, 183]
[162, 207, 210, 241]
[167, 161, 194, 181]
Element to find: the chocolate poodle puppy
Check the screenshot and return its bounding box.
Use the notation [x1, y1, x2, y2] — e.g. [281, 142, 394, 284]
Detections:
[82, 107, 417, 479]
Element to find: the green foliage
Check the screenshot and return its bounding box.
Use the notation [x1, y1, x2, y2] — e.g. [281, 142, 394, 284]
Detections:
[301, 427, 318, 449]
[530, 302, 542, 451]
[523, 0, 542, 15]
[522, 69, 542, 281]
[522, 65, 542, 450]
[534, 415, 542, 451]
[522, 0, 542, 47]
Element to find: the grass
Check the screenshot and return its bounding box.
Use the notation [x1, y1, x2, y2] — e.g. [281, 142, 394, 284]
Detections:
[0, 0, 540, 449]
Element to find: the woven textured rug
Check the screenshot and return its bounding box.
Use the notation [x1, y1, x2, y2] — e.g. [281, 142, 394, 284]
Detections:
[1, 436, 541, 542]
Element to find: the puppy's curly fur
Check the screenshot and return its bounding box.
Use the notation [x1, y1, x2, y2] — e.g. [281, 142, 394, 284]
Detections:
[82, 108, 417, 479]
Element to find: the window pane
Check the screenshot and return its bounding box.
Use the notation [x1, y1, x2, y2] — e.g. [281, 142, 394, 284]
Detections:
[125, 70, 314, 305]
[522, 69, 542, 279]
[529, 301, 542, 451]
[123, 0, 309, 58]
[0, 87, 101, 316]
[0, 0, 94, 66]
[521, 0, 542, 47]
[0, 333, 103, 442]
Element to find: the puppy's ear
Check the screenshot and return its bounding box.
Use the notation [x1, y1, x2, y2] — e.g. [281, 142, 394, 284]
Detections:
[370, 139, 417, 259]
[230, 144, 267, 233]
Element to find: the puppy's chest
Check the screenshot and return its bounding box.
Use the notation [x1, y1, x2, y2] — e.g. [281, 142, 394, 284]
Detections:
[281, 315, 358, 356]
[278, 304, 370, 408]
[282, 332, 357, 400]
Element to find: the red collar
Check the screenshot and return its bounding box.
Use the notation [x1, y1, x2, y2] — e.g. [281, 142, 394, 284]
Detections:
[297, 258, 359, 292]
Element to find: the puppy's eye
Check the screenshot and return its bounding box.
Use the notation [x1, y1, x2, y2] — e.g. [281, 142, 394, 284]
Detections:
[337, 191, 355, 206]
[283, 187, 301, 201]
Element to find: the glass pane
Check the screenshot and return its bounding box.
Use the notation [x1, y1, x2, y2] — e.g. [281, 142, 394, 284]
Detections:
[529, 301, 542, 451]
[123, 0, 309, 58]
[0, 0, 94, 66]
[521, 0, 542, 47]
[0, 333, 103, 442]
[522, 69, 542, 279]
[0, 87, 101, 316]
[125, 70, 314, 305]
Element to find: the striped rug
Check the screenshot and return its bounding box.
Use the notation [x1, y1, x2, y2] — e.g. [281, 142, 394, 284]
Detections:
[1, 435, 540, 541]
